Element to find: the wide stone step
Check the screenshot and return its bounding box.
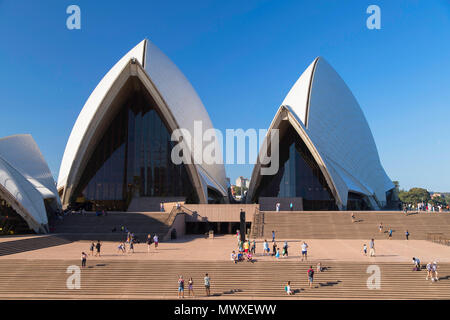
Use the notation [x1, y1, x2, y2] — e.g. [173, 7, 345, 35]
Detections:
[0, 260, 448, 299]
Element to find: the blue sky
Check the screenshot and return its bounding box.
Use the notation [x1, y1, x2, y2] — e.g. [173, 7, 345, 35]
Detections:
[0, 0, 449, 191]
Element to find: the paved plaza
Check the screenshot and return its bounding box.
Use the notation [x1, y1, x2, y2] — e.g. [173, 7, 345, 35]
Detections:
[1, 234, 450, 264]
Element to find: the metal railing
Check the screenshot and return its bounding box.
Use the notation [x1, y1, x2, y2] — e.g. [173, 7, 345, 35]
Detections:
[426, 233, 450, 246]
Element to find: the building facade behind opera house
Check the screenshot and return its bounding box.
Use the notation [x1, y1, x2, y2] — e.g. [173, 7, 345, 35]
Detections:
[0, 39, 397, 234]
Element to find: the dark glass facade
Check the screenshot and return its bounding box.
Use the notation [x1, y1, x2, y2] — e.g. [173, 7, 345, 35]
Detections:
[0, 198, 32, 235]
[346, 192, 372, 210]
[71, 78, 198, 210]
[253, 123, 338, 210]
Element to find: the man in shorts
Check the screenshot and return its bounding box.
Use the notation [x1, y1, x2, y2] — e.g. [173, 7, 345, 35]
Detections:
[178, 275, 185, 298]
[426, 262, 432, 280]
[307, 266, 314, 288]
[432, 261, 439, 281]
[204, 273, 211, 296]
[301, 241, 308, 261]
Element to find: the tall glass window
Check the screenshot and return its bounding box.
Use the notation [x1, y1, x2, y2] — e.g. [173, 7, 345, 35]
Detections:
[0, 198, 32, 234]
[253, 123, 337, 210]
[72, 78, 198, 210]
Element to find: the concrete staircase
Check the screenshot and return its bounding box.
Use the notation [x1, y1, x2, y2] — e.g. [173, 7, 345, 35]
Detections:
[50, 211, 174, 241]
[258, 211, 450, 240]
[0, 236, 73, 256]
[0, 259, 449, 299]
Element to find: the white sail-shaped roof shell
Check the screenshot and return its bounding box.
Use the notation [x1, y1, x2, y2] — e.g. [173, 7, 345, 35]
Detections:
[248, 57, 393, 209]
[57, 39, 227, 205]
[0, 134, 60, 233]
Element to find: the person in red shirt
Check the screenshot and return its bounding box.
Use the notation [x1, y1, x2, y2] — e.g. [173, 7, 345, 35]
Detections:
[307, 266, 315, 288]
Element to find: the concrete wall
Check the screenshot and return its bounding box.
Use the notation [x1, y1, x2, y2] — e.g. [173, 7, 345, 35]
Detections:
[164, 213, 186, 241]
[183, 204, 258, 222]
[259, 197, 303, 211]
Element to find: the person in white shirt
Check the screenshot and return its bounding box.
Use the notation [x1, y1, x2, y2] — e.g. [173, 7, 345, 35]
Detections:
[285, 281, 293, 295]
[301, 242, 308, 261]
[426, 262, 432, 280]
[231, 251, 237, 264]
[153, 234, 159, 249]
[432, 261, 439, 281]
[263, 240, 270, 256]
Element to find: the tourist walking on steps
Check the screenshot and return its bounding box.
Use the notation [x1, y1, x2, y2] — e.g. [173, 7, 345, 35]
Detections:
[81, 252, 87, 268]
[95, 240, 102, 257]
[290, 202, 293, 211]
[363, 244, 367, 256]
[426, 262, 432, 280]
[188, 277, 194, 297]
[351, 212, 356, 223]
[283, 241, 288, 257]
[388, 228, 393, 239]
[379, 223, 383, 233]
[89, 242, 95, 256]
[178, 275, 185, 298]
[251, 240, 256, 254]
[204, 273, 211, 296]
[369, 239, 375, 257]
[153, 234, 159, 249]
[272, 241, 277, 256]
[405, 230, 410, 240]
[432, 261, 439, 281]
[307, 266, 315, 288]
[263, 240, 270, 256]
[301, 241, 308, 261]
[272, 230, 276, 242]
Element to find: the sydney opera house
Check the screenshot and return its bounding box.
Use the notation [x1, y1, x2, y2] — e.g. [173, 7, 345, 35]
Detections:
[0, 135, 60, 234]
[0, 39, 395, 234]
[57, 39, 229, 211]
[247, 57, 395, 211]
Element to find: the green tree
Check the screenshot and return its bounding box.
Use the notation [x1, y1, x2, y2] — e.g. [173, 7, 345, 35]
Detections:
[430, 195, 448, 206]
[398, 187, 430, 204]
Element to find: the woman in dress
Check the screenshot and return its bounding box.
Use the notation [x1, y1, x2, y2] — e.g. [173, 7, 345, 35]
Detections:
[188, 277, 194, 297]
